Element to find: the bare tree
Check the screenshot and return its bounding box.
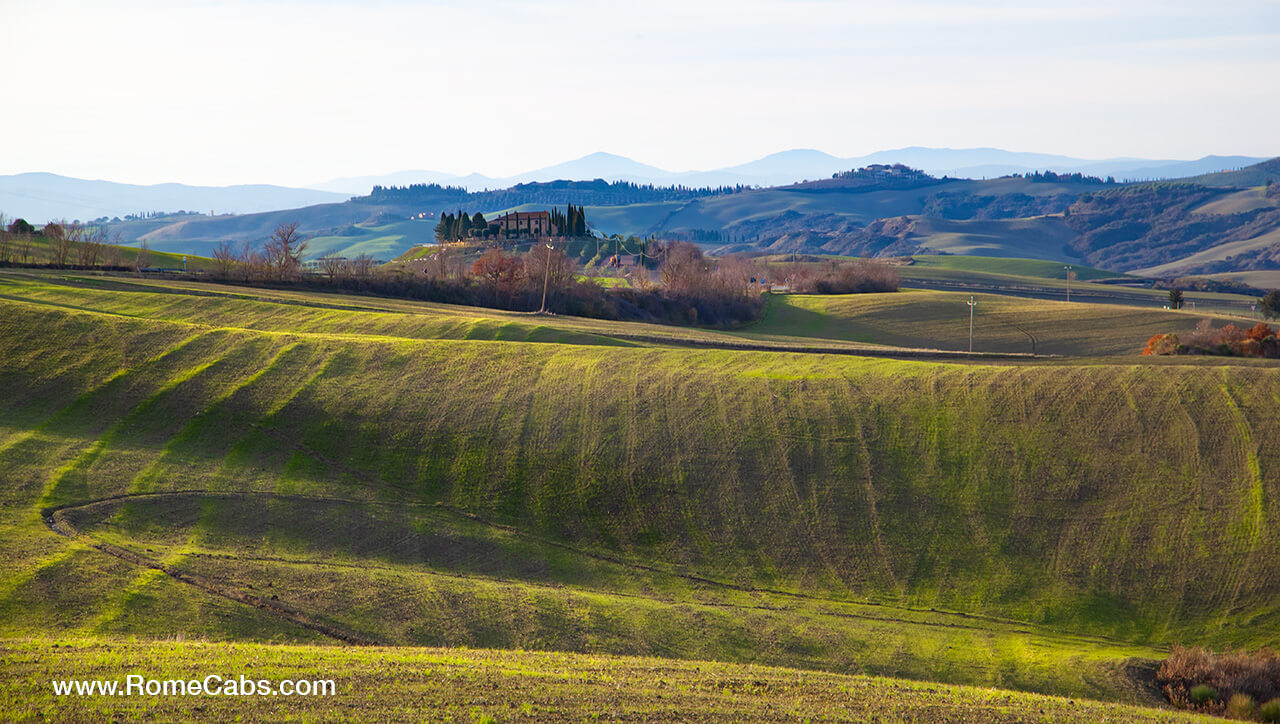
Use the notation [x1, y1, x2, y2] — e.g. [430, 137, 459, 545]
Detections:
[263, 222, 308, 280]
[350, 253, 377, 279]
[0, 214, 10, 263]
[46, 221, 74, 266]
[523, 244, 575, 294]
[104, 240, 123, 268]
[709, 254, 755, 299]
[212, 241, 238, 278]
[319, 255, 346, 280]
[132, 240, 151, 272]
[76, 225, 106, 267]
[659, 241, 712, 295]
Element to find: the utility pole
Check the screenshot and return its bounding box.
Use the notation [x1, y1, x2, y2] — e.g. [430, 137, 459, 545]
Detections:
[1064, 265, 1073, 303]
[967, 296, 977, 353]
[539, 242, 554, 314]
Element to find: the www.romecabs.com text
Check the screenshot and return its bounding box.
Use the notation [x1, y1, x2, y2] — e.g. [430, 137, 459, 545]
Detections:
[53, 675, 336, 697]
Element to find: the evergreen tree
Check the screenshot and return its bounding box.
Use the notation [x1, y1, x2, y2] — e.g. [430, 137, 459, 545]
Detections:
[435, 212, 454, 242]
[1260, 290, 1280, 320]
[455, 210, 469, 240]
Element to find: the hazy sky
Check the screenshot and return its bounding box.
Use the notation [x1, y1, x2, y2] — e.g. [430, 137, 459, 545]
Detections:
[4, 0, 1278, 186]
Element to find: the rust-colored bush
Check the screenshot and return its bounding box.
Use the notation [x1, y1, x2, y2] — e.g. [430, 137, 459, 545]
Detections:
[1158, 646, 1280, 717]
[1144, 321, 1280, 358]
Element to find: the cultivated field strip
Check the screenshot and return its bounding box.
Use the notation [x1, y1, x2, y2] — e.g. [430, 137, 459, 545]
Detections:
[746, 290, 1268, 356]
[0, 272, 1038, 359]
[1, 640, 1217, 722]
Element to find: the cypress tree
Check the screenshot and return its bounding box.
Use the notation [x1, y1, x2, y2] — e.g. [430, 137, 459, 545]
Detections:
[434, 211, 450, 242]
[460, 211, 472, 238]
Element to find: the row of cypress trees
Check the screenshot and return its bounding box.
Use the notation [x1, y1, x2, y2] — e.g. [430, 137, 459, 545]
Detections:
[549, 204, 588, 237]
[434, 210, 488, 241]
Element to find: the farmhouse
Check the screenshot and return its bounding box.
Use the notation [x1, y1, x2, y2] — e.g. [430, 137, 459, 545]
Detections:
[490, 211, 557, 237]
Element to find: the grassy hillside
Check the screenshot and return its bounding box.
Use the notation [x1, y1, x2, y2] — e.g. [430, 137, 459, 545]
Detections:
[905, 216, 1081, 260]
[1202, 270, 1280, 290]
[739, 290, 1259, 356]
[1137, 227, 1280, 277]
[2, 270, 1278, 720]
[1, 640, 1213, 723]
[0, 233, 220, 272]
[304, 219, 437, 260]
[906, 255, 1119, 281]
[1182, 158, 1280, 188]
[898, 255, 1262, 316]
[1192, 186, 1280, 215]
[75, 168, 1280, 279]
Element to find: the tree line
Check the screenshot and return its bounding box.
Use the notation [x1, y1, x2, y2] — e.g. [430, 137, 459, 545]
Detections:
[363, 179, 749, 209]
[0, 215, 152, 271]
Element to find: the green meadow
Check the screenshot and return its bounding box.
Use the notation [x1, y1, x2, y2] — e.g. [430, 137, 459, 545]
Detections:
[742, 289, 1261, 356]
[1, 640, 1215, 722]
[1, 268, 1277, 720]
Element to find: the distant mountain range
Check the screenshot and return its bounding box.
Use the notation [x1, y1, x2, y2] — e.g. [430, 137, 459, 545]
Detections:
[307, 148, 1271, 195]
[3, 149, 1269, 224]
[0, 173, 347, 225]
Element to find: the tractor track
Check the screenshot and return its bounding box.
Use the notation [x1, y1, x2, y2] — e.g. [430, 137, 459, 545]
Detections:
[42, 492, 377, 646]
[40, 488, 1147, 652]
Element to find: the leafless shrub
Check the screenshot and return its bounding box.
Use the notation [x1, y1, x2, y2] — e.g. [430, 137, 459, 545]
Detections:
[75, 225, 107, 266]
[1158, 646, 1280, 716]
[132, 240, 151, 272]
[786, 258, 900, 294]
[212, 241, 239, 278]
[350, 254, 377, 279]
[523, 244, 575, 293]
[46, 220, 74, 266]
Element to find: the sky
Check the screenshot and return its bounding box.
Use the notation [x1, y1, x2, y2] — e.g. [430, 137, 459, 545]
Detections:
[3, 0, 1278, 187]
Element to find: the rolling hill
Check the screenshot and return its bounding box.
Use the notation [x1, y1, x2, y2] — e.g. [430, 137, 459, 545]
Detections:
[307, 148, 1272, 195]
[2, 270, 1278, 721]
[14, 157, 1280, 284]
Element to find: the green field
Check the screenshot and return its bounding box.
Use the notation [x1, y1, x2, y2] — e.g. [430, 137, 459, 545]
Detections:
[1, 640, 1213, 722]
[305, 219, 438, 260]
[740, 290, 1260, 356]
[899, 255, 1265, 316]
[0, 233, 220, 272]
[906, 255, 1119, 281]
[2, 268, 1277, 719]
[903, 216, 1082, 261]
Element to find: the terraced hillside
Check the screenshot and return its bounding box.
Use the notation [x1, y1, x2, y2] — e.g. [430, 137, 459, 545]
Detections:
[1, 270, 1277, 716]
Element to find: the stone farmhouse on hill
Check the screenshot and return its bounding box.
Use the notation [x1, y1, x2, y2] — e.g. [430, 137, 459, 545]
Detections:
[490, 211, 556, 237]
